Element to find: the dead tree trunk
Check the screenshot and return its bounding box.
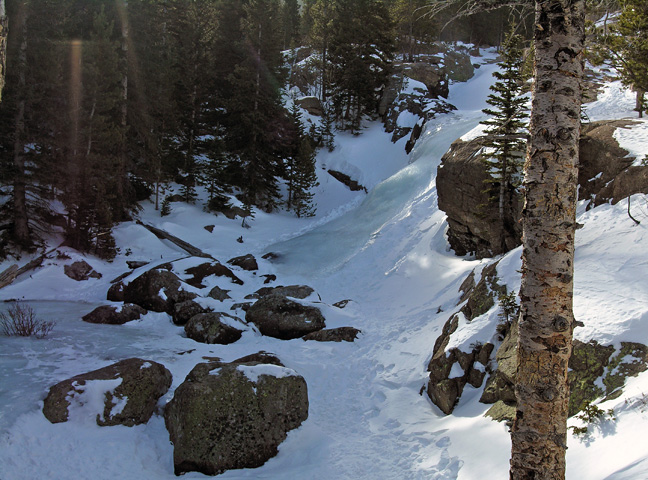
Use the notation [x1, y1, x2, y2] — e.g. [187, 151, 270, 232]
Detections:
[510, 1, 586, 479]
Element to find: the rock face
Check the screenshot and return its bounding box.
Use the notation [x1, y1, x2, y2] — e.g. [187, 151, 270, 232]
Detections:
[64, 260, 102, 281]
[106, 282, 125, 302]
[246, 294, 325, 339]
[437, 136, 523, 258]
[401, 61, 449, 98]
[327, 170, 367, 192]
[184, 312, 244, 344]
[82, 304, 147, 325]
[123, 269, 196, 314]
[164, 356, 309, 476]
[43, 358, 171, 426]
[437, 120, 648, 258]
[578, 120, 648, 206]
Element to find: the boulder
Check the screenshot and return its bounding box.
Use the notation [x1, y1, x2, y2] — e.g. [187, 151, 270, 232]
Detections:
[327, 170, 367, 192]
[164, 356, 308, 476]
[246, 284, 315, 300]
[64, 260, 102, 281]
[184, 312, 244, 344]
[106, 282, 125, 302]
[126, 260, 149, 269]
[427, 343, 493, 415]
[402, 61, 449, 98]
[227, 254, 259, 271]
[246, 294, 325, 340]
[444, 50, 475, 82]
[295, 96, 323, 116]
[302, 327, 361, 342]
[82, 304, 147, 325]
[43, 358, 171, 426]
[184, 261, 243, 288]
[123, 269, 196, 314]
[172, 300, 210, 326]
[207, 285, 231, 301]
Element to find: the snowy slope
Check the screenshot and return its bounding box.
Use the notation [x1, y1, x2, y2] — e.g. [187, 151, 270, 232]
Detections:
[1, 50, 648, 480]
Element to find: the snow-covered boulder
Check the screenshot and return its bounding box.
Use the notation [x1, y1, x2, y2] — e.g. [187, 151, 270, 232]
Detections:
[42, 358, 171, 426]
[246, 294, 325, 340]
[184, 312, 244, 344]
[123, 269, 196, 314]
[82, 304, 147, 325]
[302, 327, 361, 343]
[227, 253, 259, 271]
[183, 261, 243, 288]
[246, 284, 315, 300]
[164, 355, 308, 476]
[64, 260, 102, 281]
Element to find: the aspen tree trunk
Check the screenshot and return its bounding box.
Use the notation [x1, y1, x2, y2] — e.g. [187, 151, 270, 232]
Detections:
[510, 1, 585, 479]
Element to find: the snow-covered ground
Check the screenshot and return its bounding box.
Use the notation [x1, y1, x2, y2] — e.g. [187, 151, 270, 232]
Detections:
[1, 51, 648, 479]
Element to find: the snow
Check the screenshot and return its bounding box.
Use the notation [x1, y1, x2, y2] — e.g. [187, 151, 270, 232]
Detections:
[237, 364, 298, 383]
[1, 48, 648, 480]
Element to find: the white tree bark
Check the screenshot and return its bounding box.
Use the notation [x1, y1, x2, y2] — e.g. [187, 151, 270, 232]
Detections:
[510, 1, 585, 479]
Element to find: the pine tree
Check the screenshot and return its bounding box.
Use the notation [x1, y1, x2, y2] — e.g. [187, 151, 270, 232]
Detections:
[480, 26, 528, 242]
[597, 0, 648, 117]
[285, 104, 318, 216]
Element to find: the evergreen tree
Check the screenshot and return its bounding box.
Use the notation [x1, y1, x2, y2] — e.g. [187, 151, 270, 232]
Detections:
[281, 0, 301, 49]
[285, 104, 318, 216]
[390, 0, 439, 61]
[480, 26, 528, 242]
[326, 0, 396, 132]
[597, 0, 648, 117]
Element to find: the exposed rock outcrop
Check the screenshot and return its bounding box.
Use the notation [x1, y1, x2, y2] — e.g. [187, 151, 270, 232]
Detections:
[437, 136, 523, 258]
[327, 170, 367, 192]
[437, 120, 648, 258]
[246, 294, 325, 340]
[82, 304, 147, 325]
[43, 358, 171, 426]
[164, 355, 308, 476]
[578, 120, 648, 206]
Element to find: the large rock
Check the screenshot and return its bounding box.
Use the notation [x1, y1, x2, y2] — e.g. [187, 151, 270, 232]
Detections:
[82, 304, 147, 325]
[246, 284, 315, 300]
[123, 269, 196, 314]
[172, 300, 210, 326]
[295, 96, 323, 116]
[184, 261, 243, 288]
[444, 49, 475, 82]
[302, 327, 361, 342]
[246, 294, 325, 339]
[64, 260, 102, 281]
[184, 312, 244, 344]
[579, 120, 648, 206]
[437, 120, 648, 258]
[437, 136, 523, 258]
[164, 356, 308, 476]
[227, 254, 259, 271]
[427, 343, 493, 415]
[402, 60, 449, 98]
[43, 358, 171, 426]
